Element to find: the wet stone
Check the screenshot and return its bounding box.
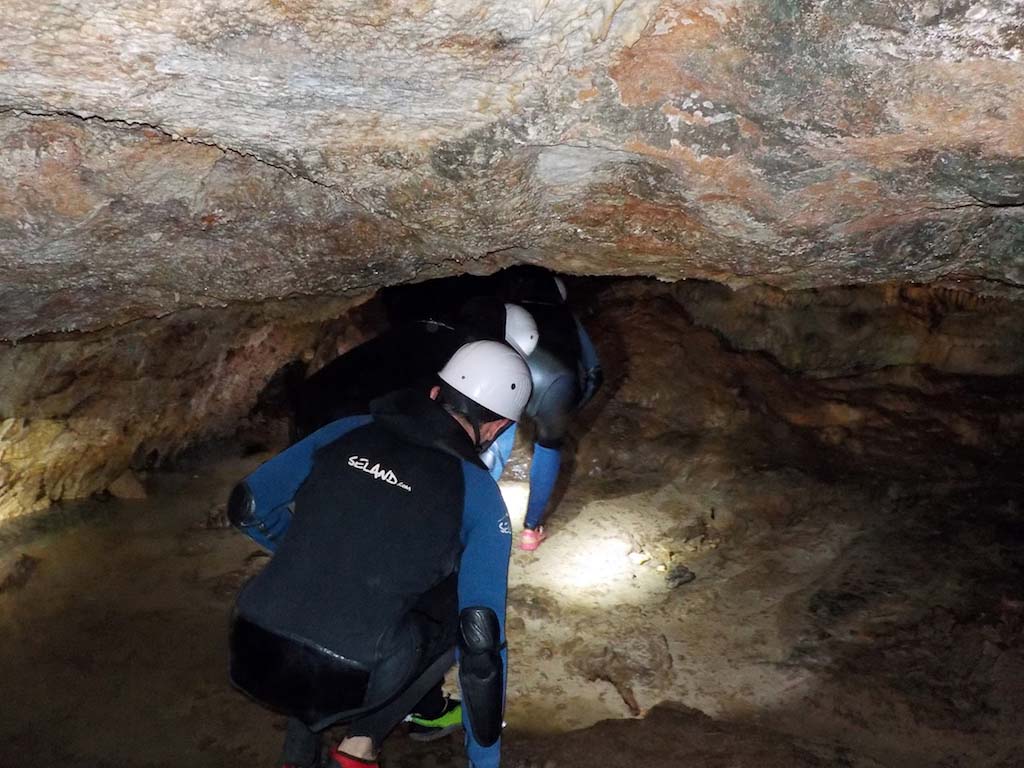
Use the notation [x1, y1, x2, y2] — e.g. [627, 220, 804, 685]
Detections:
[0, 552, 40, 594]
[665, 564, 696, 589]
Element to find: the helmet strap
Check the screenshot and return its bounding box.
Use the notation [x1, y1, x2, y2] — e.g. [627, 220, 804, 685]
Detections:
[438, 381, 497, 451]
[476, 419, 513, 454]
[469, 416, 485, 451]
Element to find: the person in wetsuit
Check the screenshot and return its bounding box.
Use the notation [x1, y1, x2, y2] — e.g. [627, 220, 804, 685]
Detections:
[227, 341, 533, 768]
[483, 266, 603, 551]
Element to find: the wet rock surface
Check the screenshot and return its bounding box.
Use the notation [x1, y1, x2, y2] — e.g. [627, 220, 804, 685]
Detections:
[0, 552, 40, 594]
[2, 1, 1023, 339]
[503, 703, 888, 768]
[0, 295, 384, 522]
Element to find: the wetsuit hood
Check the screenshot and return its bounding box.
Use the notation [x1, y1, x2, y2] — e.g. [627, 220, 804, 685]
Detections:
[370, 389, 485, 469]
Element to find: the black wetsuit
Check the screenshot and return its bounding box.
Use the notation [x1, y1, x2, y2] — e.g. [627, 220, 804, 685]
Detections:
[518, 301, 584, 447]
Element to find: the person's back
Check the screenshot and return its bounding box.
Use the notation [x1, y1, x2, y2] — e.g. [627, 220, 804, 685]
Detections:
[237, 389, 470, 664]
[503, 267, 579, 360]
[229, 340, 534, 768]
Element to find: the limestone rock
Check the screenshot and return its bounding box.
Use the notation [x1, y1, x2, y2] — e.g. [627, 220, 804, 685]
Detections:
[572, 281, 1024, 492]
[107, 470, 147, 500]
[0, 295, 367, 522]
[0, 553, 41, 594]
[505, 703, 884, 768]
[1, 1, 1023, 339]
[673, 281, 1024, 377]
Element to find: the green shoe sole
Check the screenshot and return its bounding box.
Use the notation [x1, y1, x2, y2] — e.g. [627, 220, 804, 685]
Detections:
[407, 702, 463, 741]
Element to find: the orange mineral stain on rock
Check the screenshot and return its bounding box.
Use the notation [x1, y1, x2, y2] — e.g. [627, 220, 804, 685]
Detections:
[780, 401, 870, 429]
[23, 124, 99, 221]
[783, 172, 887, 231]
[838, 211, 922, 238]
[609, 3, 746, 108]
[569, 193, 718, 260]
[624, 139, 779, 215]
[815, 60, 1024, 169]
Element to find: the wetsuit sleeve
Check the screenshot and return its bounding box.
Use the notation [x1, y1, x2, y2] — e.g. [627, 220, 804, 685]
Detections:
[235, 415, 372, 551]
[574, 316, 603, 406]
[458, 464, 512, 768]
[523, 443, 561, 531]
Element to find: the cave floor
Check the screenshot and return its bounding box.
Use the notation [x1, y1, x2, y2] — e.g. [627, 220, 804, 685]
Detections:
[1, 440, 1022, 768]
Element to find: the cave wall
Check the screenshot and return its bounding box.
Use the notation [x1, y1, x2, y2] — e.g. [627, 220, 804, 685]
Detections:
[672, 281, 1024, 376]
[571, 280, 1024, 498]
[0, 296, 378, 522]
[2, 275, 1023, 524]
[3, 0, 1024, 522]
[3, 1, 1024, 340]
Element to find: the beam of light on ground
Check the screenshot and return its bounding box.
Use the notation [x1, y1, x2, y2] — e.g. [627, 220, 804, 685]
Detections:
[500, 480, 660, 606]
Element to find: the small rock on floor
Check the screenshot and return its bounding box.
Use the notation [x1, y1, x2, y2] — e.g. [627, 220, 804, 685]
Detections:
[0, 553, 41, 594]
[666, 564, 696, 588]
[108, 470, 148, 500]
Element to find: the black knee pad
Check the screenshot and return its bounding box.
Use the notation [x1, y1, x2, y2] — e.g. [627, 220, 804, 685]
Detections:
[458, 607, 504, 747]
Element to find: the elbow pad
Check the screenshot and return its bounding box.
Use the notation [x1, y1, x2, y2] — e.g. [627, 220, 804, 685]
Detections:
[458, 607, 504, 748]
[227, 482, 257, 528]
[228, 482, 291, 550]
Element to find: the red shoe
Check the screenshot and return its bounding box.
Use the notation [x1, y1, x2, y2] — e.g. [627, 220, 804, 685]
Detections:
[329, 749, 380, 768]
[519, 526, 546, 551]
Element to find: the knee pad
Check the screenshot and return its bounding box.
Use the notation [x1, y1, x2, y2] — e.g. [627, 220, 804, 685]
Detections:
[458, 607, 504, 747]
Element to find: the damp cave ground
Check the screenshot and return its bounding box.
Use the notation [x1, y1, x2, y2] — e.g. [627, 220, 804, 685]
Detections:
[1, 279, 1023, 768]
[0, 427, 1021, 767]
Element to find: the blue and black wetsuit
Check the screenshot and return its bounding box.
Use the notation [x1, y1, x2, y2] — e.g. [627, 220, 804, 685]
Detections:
[229, 389, 511, 768]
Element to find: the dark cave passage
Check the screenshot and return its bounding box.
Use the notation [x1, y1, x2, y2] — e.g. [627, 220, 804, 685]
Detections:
[1, 275, 1023, 768]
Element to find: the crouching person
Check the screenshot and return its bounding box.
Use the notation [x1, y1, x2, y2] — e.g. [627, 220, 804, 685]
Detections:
[227, 341, 531, 768]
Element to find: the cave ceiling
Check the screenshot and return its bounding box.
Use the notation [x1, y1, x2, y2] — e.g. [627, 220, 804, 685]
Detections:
[2, 0, 1023, 340]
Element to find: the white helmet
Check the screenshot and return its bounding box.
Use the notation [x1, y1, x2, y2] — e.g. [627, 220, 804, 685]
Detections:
[438, 341, 533, 421]
[504, 303, 539, 357]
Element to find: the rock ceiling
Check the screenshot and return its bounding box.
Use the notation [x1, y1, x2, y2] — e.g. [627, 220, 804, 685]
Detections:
[2, 0, 1023, 339]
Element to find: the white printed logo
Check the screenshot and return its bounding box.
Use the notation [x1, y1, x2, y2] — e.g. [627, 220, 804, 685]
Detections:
[498, 516, 512, 535]
[347, 456, 413, 492]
